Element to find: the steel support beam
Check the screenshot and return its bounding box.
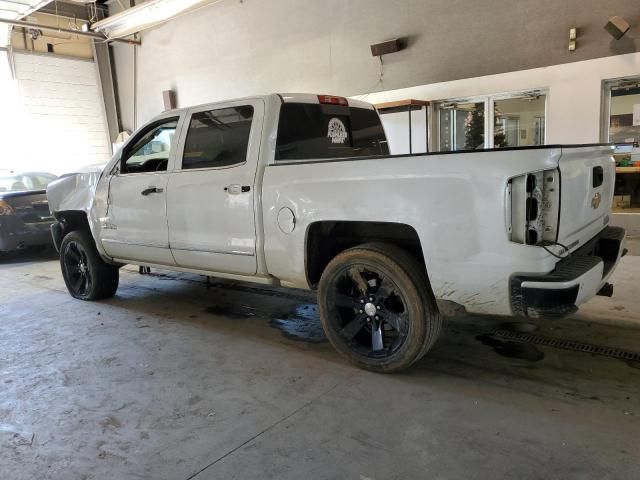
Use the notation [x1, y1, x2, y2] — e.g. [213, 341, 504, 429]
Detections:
[0, 17, 140, 45]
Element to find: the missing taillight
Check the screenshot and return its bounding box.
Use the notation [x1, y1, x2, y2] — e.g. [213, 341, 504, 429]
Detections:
[509, 168, 560, 246]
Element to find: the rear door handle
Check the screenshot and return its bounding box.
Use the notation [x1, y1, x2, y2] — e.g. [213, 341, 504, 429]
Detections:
[141, 186, 164, 196]
[224, 184, 251, 194]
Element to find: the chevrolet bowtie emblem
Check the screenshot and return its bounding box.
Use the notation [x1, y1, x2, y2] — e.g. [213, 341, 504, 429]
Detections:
[591, 192, 602, 209]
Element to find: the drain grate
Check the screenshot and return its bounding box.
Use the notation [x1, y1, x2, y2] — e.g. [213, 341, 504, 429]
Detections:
[490, 329, 640, 362]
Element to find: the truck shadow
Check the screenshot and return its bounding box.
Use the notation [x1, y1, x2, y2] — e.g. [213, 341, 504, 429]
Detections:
[0, 246, 58, 264]
[102, 268, 640, 409]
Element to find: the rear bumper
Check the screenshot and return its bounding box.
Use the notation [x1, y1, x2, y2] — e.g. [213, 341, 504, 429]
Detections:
[511, 226, 625, 318]
[0, 217, 55, 252]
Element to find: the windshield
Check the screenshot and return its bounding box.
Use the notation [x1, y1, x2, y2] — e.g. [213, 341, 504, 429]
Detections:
[0, 173, 57, 193]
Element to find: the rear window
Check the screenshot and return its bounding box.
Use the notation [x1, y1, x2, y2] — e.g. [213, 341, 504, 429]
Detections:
[275, 103, 389, 161]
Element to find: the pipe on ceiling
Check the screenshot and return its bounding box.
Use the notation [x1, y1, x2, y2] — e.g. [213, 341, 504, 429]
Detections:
[0, 17, 141, 45]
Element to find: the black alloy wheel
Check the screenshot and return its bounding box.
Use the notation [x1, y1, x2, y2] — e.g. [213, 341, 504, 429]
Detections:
[318, 243, 441, 372]
[326, 265, 410, 358]
[63, 240, 93, 297]
[59, 230, 119, 300]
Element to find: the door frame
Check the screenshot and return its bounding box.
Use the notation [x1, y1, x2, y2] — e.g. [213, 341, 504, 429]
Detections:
[165, 97, 266, 274]
[600, 76, 640, 143]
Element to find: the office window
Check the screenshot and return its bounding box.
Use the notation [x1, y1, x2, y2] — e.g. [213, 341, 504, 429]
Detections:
[435, 91, 546, 151]
[604, 78, 640, 144]
[494, 95, 546, 147]
[438, 102, 485, 152]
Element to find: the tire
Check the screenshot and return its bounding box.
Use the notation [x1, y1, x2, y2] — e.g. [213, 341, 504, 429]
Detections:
[318, 243, 441, 373]
[60, 230, 119, 300]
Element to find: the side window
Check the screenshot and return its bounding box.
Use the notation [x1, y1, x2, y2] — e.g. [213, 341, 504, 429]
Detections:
[182, 106, 254, 170]
[122, 118, 178, 173]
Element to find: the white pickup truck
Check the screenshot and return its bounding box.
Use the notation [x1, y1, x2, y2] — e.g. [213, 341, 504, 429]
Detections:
[47, 93, 626, 372]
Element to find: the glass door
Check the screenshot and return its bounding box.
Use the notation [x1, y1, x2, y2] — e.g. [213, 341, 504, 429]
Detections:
[603, 77, 640, 212]
[434, 91, 546, 152]
[437, 101, 486, 152]
[603, 78, 640, 145]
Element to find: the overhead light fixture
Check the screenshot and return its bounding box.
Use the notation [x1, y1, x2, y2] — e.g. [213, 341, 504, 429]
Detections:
[92, 0, 218, 39]
[604, 16, 630, 40]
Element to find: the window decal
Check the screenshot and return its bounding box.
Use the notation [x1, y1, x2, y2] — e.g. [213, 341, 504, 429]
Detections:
[327, 117, 348, 144]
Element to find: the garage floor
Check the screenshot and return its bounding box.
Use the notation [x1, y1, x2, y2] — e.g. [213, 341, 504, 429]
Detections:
[2, 251, 640, 480]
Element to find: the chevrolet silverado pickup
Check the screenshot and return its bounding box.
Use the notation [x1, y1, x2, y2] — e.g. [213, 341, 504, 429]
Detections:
[46, 93, 626, 372]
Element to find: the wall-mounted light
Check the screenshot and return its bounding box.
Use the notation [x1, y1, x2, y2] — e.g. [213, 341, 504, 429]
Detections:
[370, 38, 406, 57]
[568, 27, 577, 51]
[604, 16, 630, 40]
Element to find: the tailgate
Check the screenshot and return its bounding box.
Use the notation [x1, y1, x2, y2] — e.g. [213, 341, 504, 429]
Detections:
[557, 145, 615, 250]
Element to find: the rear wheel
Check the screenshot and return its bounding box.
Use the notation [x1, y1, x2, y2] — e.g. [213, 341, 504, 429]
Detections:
[60, 230, 119, 300]
[318, 243, 441, 373]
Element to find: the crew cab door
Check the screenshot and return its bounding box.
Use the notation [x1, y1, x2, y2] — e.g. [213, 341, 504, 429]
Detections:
[100, 115, 181, 265]
[166, 99, 264, 275]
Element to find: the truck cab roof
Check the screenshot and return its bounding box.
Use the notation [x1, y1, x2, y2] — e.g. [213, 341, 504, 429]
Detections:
[161, 93, 376, 117]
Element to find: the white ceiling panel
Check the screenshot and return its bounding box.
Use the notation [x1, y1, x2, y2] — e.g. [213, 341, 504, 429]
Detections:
[0, 0, 52, 20]
[0, 0, 53, 46]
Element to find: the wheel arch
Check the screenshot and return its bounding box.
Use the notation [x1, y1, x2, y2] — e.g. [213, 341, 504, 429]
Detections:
[52, 210, 92, 252]
[305, 220, 429, 289]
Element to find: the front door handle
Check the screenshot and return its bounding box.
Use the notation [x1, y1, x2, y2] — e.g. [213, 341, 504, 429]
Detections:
[141, 186, 164, 196]
[224, 184, 251, 194]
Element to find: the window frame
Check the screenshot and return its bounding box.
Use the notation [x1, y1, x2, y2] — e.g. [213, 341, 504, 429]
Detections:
[179, 105, 255, 172]
[173, 102, 262, 173]
[119, 116, 181, 175]
[601, 76, 640, 144]
[431, 89, 548, 152]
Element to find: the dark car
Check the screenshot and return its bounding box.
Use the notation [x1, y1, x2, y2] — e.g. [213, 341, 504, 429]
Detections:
[0, 172, 58, 253]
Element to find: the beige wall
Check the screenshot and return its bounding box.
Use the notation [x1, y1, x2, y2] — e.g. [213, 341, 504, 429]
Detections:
[10, 13, 93, 59]
[611, 93, 640, 116]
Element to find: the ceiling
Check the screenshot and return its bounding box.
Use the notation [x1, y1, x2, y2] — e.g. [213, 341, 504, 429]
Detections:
[0, 0, 53, 20]
[0, 0, 53, 45]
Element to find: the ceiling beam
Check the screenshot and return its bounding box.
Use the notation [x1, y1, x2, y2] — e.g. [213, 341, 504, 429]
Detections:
[38, 1, 108, 22]
[0, 16, 140, 44]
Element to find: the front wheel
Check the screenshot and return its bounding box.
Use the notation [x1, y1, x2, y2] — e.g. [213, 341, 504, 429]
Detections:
[318, 243, 441, 373]
[60, 230, 119, 300]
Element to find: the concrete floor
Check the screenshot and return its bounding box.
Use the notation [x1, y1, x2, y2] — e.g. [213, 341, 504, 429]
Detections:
[1, 250, 640, 480]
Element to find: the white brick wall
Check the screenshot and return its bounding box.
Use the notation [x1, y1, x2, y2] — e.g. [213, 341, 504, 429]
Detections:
[12, 53, 111, 175]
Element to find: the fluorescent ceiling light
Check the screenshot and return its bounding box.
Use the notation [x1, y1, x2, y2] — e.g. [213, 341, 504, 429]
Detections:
[92, 0, 217, 39]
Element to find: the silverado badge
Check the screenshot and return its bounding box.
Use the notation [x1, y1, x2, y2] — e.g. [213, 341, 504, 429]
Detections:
[591, 192, 602, 210]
